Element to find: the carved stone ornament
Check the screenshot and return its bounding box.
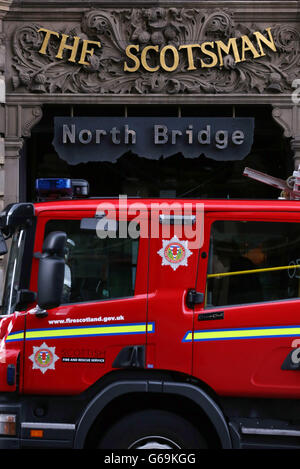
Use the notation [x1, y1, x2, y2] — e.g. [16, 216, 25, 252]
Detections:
[10, 8, 300, 95]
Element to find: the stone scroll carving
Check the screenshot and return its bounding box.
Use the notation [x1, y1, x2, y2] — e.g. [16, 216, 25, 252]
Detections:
[10, 8, 300, 95]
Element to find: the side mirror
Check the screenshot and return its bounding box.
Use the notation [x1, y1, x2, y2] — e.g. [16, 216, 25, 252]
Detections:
[37, 231, 67, 312]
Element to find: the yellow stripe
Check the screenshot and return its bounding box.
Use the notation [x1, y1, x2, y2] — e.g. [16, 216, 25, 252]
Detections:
[207, 264, 300, 279]
[6, 332, 24, 342]
[25, 324, 148, 340]
[6, 322, 155, 343]
[184, 332, 193, 342]
[192, 326, 300, 342]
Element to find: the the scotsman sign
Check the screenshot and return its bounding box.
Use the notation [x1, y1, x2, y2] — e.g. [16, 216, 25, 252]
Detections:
[37, 25, 277, 72]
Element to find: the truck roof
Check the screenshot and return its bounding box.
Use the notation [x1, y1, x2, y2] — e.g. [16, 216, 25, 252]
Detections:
[33, 198, 300, 215]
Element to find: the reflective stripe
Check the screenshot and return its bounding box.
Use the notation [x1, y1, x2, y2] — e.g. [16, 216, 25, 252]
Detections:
[22, 422, 75, 430]
[5, 331, 24, 342]
[6, 322, 155, 342]
[183, 325, 300, 342]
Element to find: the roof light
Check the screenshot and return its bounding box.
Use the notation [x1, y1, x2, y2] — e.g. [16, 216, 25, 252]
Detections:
[36, 178, 89, 201]
[71, 179, 89, 197]
[36, 178, 72, 201]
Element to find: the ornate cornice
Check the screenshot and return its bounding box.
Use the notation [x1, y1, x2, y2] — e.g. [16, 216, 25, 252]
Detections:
[6, 2, 300, 24]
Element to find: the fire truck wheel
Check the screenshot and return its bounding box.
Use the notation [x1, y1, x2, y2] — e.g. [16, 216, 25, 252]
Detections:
[98, 409, 207, 449]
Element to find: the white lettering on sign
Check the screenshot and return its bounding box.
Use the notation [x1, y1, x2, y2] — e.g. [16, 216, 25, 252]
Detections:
[63, 124, 137, 145]
[154, 125, 244, 149]
[62, 124, 245, 150]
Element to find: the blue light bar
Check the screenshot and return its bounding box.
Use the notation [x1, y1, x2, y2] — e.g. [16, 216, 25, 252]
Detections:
[36, 178, 71, 191]
[35, 178, 89, 201]
[36, 178, 73, 200]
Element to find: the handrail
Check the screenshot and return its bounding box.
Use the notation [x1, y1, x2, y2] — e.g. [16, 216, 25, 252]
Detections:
[207, 264, 300, 279]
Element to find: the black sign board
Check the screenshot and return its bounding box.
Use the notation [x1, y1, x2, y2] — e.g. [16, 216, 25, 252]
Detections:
[53, 117, 254, 165]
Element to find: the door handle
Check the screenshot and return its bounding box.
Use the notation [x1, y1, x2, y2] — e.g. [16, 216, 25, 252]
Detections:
[186, 289, 204, 309]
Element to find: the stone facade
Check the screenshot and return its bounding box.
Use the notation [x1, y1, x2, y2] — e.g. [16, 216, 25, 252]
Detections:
[0, 1, 299, 198]
[9, 8, 299, 96]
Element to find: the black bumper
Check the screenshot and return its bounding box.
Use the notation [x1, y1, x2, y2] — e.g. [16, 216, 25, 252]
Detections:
[0, 399, 75, 449]
[0, 437, 20, 449]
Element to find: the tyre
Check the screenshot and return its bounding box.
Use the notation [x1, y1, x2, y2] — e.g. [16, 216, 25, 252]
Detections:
[98, 409, 207, 449]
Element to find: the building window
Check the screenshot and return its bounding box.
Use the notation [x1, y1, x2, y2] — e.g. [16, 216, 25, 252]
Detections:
[45, 219, 139, 304]
[206, 220, 300, 307]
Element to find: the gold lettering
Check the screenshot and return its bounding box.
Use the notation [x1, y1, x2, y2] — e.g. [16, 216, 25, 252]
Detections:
[38, 27, 278, 72]
[78, 39, 102, 66]
[253, 27, 277, 56]
[160, 45, 179, 72]
[56, 33, 81, 63]
[200, 41, 219, 68]
[38, 28, 60, 55]
[124, 45, 140, 72]
[240, 34, 261, 62]
[141, 45, 159, 72]
[179, 44, 201, 71]
[215, 38, 241, 67]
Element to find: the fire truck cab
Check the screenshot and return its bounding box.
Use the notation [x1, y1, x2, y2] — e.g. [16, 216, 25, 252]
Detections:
[1, 172, 300, 449]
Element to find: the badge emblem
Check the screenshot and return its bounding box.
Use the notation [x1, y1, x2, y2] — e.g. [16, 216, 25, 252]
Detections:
[29, 342, 59, 374]
[158, 235, 192, 271]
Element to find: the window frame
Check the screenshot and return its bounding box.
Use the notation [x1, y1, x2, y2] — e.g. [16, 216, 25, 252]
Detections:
[203, 211, 300, 310]
[33, 210, 148, 307]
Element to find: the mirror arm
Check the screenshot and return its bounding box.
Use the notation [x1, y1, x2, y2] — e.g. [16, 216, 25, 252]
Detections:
[34, 305, 48, 318]
[15, 289, 37, 311]
[34, 252, 55, 259]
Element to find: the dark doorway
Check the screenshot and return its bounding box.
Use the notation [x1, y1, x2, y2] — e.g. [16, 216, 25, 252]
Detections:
[24, 104, 292, 202]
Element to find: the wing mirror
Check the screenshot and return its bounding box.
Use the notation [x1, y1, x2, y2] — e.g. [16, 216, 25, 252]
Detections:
[36, 231, 67, 315]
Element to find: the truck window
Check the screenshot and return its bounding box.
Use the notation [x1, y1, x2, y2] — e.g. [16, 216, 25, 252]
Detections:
[206, 220, 300, 307]
[44, 220, 139, 304]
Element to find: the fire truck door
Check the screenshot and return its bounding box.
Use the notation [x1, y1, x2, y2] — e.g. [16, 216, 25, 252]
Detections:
[192, 212, 300, 398]
[146, 213, 200, 375]
[23, 210, 149, 394]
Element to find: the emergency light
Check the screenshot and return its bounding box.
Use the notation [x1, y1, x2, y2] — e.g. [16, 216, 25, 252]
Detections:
[36, 178, 89, 201]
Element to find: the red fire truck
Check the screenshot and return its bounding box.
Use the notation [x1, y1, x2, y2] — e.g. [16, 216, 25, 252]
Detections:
[2, 169, 300, 449]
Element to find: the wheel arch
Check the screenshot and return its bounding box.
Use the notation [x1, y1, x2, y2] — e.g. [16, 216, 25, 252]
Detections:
[74, 379, 232, 449]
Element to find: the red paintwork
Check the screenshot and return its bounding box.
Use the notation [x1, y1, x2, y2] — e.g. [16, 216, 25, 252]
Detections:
[0, 313, 25, 392]
[1, 198, 300, 398]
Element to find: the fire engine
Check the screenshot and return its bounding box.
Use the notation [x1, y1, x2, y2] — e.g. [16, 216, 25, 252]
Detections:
[2, 168, 300, 449]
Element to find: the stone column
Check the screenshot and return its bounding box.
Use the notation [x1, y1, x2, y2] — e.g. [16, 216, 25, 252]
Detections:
[291, 138, 300, 169]
[272, 104, 300, 170]
[4, 137, 23, 206]
[0, 1, 13, 208]
[0, 1, 13, 299]
[0, 103, 43, 206]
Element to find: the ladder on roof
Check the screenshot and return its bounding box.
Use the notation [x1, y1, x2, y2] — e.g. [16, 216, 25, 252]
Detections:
[243, 166, 300, 200]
